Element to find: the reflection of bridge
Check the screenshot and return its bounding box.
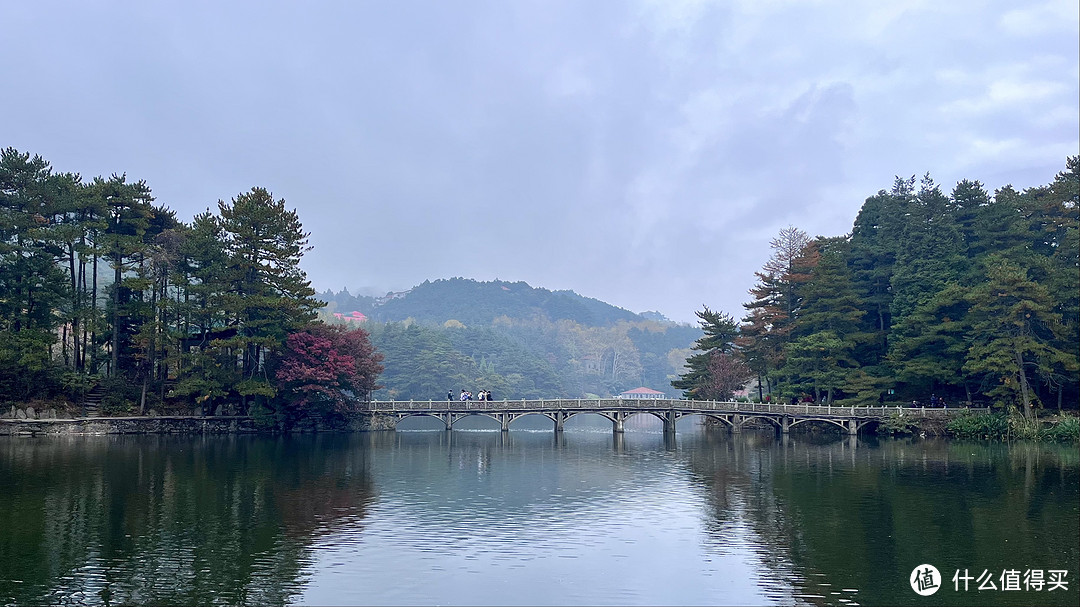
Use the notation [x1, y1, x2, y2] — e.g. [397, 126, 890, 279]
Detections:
[365, 399, 985, 435]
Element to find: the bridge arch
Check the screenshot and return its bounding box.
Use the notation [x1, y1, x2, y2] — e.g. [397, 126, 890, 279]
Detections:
[855, 419, 880, 433]
[788, 417, 849, 432]
[396, 412, 450, 428]
[508, 411, 560, 430]
[674, 412, 734, 429]
[737, 414, 783, 431]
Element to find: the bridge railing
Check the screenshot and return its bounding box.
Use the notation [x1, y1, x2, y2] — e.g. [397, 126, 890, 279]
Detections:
[365, 398, 987, 417]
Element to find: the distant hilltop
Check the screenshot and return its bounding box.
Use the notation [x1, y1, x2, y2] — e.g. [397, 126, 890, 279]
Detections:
[318, 278, 673, 328]
[316, 277, 702, 400]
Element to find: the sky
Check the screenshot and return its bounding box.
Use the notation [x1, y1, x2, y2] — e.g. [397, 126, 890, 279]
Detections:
[2, 0, 1077, 323]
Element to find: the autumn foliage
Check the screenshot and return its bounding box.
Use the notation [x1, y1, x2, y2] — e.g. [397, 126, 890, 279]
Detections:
[274, 324, 384, 418]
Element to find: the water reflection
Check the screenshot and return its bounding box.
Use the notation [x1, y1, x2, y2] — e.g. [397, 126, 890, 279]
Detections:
[0, 430, 1076, 606]
[0, 435, 374, 606]
[681, 432, 1080, 606]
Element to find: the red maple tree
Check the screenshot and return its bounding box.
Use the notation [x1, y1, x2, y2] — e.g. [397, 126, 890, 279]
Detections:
[274, 324, 383, 417]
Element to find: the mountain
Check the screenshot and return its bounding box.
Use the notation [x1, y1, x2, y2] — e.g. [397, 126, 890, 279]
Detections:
[317, 278, 701, 401]
[320, 278, 642, 327]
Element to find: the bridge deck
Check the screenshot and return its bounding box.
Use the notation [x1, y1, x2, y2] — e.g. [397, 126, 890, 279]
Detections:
[367, 398, 983, 419]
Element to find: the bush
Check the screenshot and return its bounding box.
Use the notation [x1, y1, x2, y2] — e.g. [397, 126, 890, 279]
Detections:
[100, 375, 140, 416]
[1041, 416, 1080, 443]
[946, 412, 1080, 442]
[946, 411, 1010, 440]
[877, 412, 921, 436]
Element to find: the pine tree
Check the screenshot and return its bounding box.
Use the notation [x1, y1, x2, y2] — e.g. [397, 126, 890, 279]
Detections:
[672, 306, 739, 399]
[848, 187, 906, 353]
[738, 226, 810, 398]
[888, 283, 973, 403]
[216, 187, 322, 412]
[963, 256, 1076, 417]
[783, 331, 854, 403]
[889, 174, 966, 321]
[787, 237, 870, 402]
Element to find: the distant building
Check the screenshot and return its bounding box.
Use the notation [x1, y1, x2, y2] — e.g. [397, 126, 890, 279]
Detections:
[616, 387, 667, 399]
[333, 310, 368, 323]
[581, 354, 602, 375]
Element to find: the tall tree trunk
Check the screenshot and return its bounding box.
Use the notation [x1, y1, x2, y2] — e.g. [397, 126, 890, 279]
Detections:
[67, 244, 78, 370]
[90, 252, 99, 373]
[1014, 346, 1032, 418]
[79, 256, 87, 371]
[111, 261, 121, 376]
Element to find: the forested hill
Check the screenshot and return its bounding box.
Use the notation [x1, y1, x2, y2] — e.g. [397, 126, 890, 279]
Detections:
[318, 278, 701, 401]
[319, 278, 643, 326]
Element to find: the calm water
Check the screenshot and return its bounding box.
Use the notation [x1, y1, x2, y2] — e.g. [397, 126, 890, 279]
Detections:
[1, 419, 1077, 606]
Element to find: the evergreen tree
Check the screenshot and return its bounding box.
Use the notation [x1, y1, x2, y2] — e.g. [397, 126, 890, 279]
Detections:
[786, 237, 870, 401]
[672, 306, 739, 399]
[889, 174, 966, 321]
[738, 226, 811, 398]
[963, 256, 1076, 417]
[217, 188, 322, 411]
[0, 149, 68, 399]
[783, 331, 853, 403]
[888, 283, 974, 403]
[92, 174, 154, 376]
[848, 187, 905, 356]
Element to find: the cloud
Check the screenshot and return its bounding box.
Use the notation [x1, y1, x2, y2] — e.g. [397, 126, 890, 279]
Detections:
[0, 0, 1075, 322]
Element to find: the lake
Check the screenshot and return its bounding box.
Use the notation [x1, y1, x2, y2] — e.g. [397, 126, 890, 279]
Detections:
[1, 417, 1077, 605]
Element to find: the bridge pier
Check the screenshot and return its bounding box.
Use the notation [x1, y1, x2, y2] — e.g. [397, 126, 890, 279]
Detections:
[781, 415, 791, 435]
[554, 410, 566, 433]
[611, 411, 628, 433]
[496, 413, 510, 432]
[663, 410, 677, 434]
[846, 419, 857, 436]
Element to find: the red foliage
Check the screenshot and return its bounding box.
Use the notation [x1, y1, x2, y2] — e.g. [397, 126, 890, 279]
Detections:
[275, 324, 383, 415]
[700, 352, 753, 401]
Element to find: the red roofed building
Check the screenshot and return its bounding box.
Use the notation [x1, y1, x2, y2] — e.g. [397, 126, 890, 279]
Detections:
[332, 311, 368, 323]
[616, 387, 667, 399]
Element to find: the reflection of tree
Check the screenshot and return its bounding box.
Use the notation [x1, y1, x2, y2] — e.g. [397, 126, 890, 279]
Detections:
[683, 434, 1080, 606]
[0, 435, 375, 606]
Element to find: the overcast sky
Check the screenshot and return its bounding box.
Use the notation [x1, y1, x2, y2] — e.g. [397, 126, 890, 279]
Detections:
[3, 0, 1077, 323]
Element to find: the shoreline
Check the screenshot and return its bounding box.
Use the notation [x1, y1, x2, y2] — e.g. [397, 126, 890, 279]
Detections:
[0, 416, 259, 436]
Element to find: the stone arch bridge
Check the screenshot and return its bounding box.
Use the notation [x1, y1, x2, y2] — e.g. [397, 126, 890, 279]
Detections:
[364, 399, 982, 435]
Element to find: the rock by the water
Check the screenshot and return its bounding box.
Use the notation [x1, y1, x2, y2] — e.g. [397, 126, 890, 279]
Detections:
[16, 409, 27, 419]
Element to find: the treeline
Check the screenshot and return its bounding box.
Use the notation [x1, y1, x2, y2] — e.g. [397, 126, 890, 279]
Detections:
[0, 148, 380, 424]
[319, 277, 644, 326]
[677, 158, 1079, 416]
